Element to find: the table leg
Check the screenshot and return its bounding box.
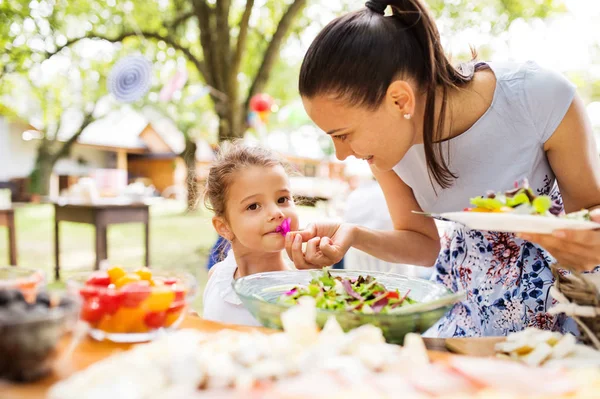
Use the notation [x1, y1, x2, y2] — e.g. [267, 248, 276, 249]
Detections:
[95, 225, 107, 271]
[7, 211, 16, 266]
[54, 220, 60, 280]
[144, 221, 150, 267]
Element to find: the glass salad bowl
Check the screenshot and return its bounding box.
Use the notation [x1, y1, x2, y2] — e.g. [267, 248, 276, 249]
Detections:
[233, 269, 464, 344]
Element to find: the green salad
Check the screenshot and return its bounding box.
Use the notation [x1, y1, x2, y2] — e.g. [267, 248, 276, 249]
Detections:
[278, 269, 416, 314]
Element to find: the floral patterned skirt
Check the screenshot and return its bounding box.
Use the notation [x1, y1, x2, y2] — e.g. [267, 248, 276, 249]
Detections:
[423, 226, 582, 338]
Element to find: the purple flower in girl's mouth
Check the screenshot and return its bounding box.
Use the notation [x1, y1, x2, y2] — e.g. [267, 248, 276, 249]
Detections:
[274, 218, 291, 236]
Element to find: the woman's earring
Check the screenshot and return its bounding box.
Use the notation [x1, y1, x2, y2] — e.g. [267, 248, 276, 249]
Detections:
[404, 113, 412, 120]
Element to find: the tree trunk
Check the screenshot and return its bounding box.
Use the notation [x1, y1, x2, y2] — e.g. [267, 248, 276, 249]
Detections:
[182, 138, 199, 210]
[217, 104, 245, 142]
[29, 147, 55, 196]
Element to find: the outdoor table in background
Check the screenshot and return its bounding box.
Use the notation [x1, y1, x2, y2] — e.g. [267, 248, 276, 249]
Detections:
[53, 203, 150, 280]
[0, 207, 17, 265]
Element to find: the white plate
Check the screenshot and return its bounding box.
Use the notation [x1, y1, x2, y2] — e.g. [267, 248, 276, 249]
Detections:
[426, 211, 600, 234]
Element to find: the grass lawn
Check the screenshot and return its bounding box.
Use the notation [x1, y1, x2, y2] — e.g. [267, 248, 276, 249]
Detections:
[0, 201, 216, 312]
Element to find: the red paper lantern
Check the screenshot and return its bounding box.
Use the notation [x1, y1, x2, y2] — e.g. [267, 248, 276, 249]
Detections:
[249, 93, 274, 113]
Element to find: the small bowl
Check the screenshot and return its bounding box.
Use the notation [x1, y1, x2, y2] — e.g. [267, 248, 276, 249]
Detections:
[233, 269, 464, 344]
[0, 267, 45, 303]
[0, 291, 80, 382]
[67, 269, 197, 343]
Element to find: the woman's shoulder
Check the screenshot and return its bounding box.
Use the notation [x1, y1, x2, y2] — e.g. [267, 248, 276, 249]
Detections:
[489, 60, 575, 98]
[488, 60, 576, 143]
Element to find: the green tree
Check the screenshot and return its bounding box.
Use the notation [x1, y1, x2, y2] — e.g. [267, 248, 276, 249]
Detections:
[1, 0, 568, 144]
[40, 0, 309, 142]
[0, 58, 108, 195]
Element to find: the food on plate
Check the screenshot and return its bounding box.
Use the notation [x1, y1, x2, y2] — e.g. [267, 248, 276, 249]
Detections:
[49, 298, 600, 399]
[495, 328, 600, 368]
[465, 179, 591, 220]
[278, 268, 416, 314]
[69, 266, 194, 341]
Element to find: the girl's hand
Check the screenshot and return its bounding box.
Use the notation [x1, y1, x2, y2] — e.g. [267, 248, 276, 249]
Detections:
[285, 223, 356, 269]
[518, 209, 600, 272]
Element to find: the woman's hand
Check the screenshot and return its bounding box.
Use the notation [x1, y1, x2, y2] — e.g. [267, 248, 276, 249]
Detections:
[285, 223, 356, 269]
[518, 209, 600, 272]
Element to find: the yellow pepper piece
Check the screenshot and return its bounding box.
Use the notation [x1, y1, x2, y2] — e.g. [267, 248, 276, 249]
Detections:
[115, 273, 142, 288]
[135, 267, 153, 281]
[143, 289, 175, 312]
[107, 266, 126, 284]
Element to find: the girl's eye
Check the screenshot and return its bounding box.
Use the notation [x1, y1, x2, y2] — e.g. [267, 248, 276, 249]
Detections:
[334, 134, 348, 142]
[247, 203, 260, 211]
[278, 196, 290, 204]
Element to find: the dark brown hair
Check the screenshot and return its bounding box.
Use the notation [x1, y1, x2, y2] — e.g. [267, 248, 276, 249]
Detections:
[299, 0, 481, 188]
[204, 142, 290, 217]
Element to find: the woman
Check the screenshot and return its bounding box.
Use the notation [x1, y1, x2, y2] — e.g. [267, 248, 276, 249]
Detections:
[286, 0, 600, 337]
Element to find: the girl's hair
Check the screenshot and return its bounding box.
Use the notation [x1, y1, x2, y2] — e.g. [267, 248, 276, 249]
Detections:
[204, 142, 290, 217]
[299, 0, 484, 189]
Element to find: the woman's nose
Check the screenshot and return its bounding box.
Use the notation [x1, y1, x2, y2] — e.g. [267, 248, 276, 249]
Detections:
[333, 141, 352, 161]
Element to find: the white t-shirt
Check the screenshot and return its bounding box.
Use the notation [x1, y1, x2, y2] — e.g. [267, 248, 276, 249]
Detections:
[202, 251, 261, 327]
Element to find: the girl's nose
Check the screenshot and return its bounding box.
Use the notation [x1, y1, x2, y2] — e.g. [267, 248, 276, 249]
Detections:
[269, 205, 285, 221]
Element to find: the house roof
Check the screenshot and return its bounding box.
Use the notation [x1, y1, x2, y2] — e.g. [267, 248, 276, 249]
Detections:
[77, 108, 148, 150]
[76, 106, 186, 154]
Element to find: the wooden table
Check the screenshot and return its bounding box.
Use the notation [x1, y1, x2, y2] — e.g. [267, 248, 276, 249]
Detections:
[0, 208, 16, 266]
[0, 314, 504, 399]
[53, 203, 150, 280]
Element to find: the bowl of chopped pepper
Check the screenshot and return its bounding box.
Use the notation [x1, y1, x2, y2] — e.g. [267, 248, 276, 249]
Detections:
[233, 268, 464, 344]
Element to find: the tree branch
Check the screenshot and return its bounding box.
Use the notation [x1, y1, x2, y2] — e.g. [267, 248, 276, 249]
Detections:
[216, 0, 231, 92]
[192, 0, 223, 92]
[52, 110, 95, 163]
[169, 11, 194, 28]
[48, 31, 212, 87]
[246, 0, 307, 108]
[231, 0, 254, 84]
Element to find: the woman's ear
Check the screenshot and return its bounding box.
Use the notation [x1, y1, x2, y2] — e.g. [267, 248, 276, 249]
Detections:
[212, 216, 234, 241]
[386, 80, 416, 117]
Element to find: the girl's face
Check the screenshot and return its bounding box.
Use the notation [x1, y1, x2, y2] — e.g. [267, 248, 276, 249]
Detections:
[217, 165, 299, 253]
[302, 85, 418, 172]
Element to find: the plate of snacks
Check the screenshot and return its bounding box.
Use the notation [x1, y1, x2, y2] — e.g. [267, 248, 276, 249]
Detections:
[415, 181, 600, 234]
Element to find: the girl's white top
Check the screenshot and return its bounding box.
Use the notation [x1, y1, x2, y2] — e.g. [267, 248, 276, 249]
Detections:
[202, 251, 262, 327]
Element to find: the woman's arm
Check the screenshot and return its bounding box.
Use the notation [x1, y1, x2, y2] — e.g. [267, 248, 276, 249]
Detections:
[544, 95, 600, 212]
[286, 168, 441, 268]
[519, 94, 600, 270]
[353, 167, 440, 266]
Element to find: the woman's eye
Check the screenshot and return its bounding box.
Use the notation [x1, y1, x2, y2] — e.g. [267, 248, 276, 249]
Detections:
[247, 203, 260, 211]
[334, 134, 348, 142]
[278, 196, 290, 204]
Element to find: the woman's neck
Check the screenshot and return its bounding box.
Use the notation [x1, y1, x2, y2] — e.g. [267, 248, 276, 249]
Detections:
[230, 243, 288, 278]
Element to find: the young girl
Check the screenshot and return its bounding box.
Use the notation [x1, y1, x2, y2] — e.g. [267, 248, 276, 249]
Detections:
[286, 0, 600, 337]
[202, 144, 299, 326]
